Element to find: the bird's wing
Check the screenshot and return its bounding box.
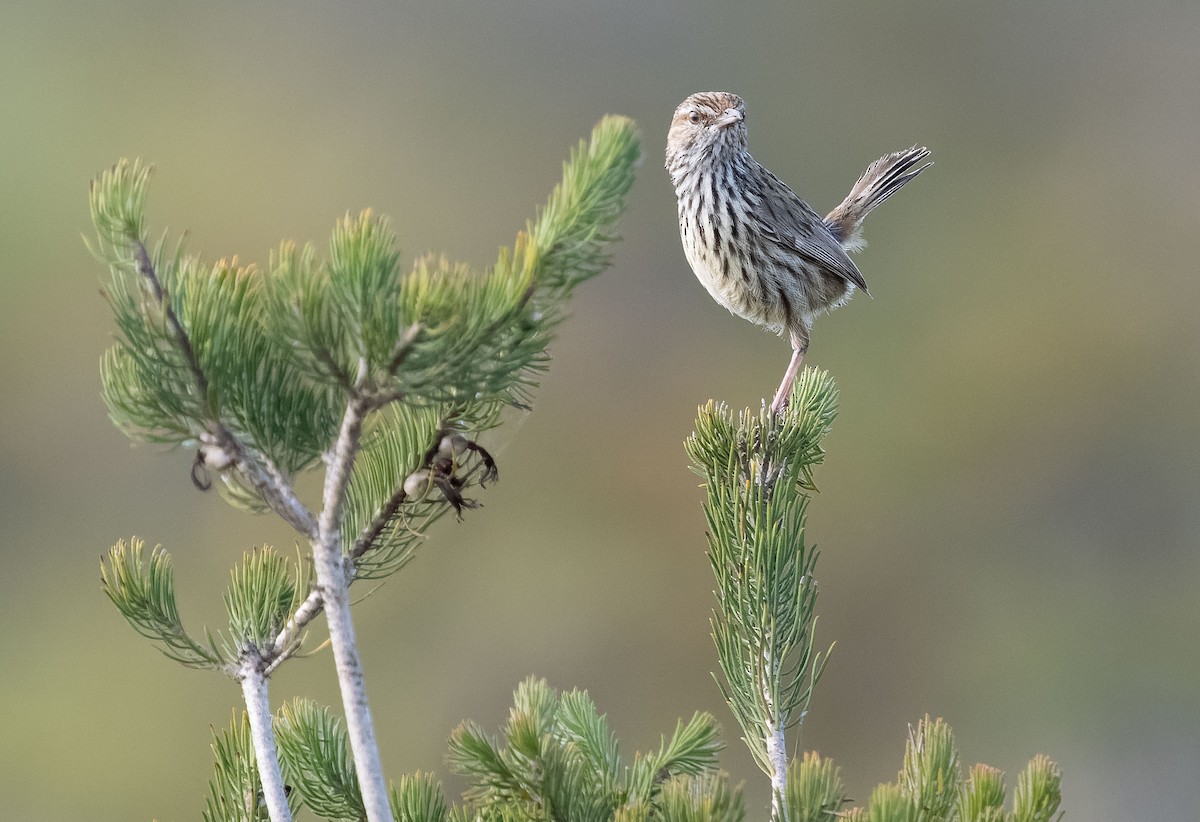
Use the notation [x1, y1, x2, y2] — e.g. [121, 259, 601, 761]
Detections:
[752, 169, 870, 293]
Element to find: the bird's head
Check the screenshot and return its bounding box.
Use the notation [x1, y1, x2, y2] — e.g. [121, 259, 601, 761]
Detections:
[666, 91, 747, 173]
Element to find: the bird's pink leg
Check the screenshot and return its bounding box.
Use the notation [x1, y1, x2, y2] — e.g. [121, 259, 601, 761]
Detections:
[770, 348, 805, 413]
[770, 329, 810, 414]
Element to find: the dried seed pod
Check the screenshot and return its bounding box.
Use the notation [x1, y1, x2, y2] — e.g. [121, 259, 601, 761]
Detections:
[191, 433, 234, 490]
[403, 469, 432, 500]
[438, 433, 469, 458]
[199, 444, 234, 471]
[198, 432, 234, 470]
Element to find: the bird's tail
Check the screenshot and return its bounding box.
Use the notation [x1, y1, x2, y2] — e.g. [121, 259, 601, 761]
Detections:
[824, 146, 931, 252]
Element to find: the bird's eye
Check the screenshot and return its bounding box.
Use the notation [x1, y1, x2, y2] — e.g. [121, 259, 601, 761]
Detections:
[688, 111, 702, 125]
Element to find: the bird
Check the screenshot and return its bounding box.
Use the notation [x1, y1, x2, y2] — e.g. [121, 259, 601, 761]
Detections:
[665, 91, 931, 413]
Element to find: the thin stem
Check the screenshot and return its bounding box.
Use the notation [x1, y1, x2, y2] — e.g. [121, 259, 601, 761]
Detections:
[218, 430, 319, 539]
[312, 394, 392, 822]
[264, 586, 326, 675]
[348, 486, 408, 562]
[239, 657, 293, 822]
[759, 629, 788, 822]
[132, 239, 318, 539]
[133, 241, 211, 400]
[386, 322, 423, 375]
[766, 718, 788, 822]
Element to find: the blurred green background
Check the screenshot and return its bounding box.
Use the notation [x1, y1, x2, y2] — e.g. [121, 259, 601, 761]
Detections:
[2, 1, 1197, 819]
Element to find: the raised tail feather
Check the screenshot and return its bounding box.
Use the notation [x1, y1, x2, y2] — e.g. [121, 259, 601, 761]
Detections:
[824, 146, 931, 252]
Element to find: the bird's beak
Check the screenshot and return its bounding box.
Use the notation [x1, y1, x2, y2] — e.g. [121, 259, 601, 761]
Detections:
[715, 108, 743, 129]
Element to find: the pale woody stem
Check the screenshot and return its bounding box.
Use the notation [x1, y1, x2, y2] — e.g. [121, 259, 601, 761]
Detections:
[316, 549, 391, 821]
[312, 394, 392, 822]
[766, 719, 788, 822]
[762, 649, 789, 822]
[240, 663, 293, 822]
[228, 440, 318, 539]
[266, 588, 323, 669]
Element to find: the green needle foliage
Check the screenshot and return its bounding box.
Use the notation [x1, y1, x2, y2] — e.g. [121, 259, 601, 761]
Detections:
[391, 773, 451, 822]
[783, 752, 846, 822]
[270, 700, 1060, 820]
[685, 372, 1063, 820]
[446, 677, 737, 822]
[654, 772, 746, 822]
[91, 113, 639, 543]
[899, 715, 959, 818]
[275, 699, 365, 821]
[834, 718, 1062, 822]
[101, 540, 308, 671]
[90, 115, 642, 819]
[101, 538, 227, 669]
[1011, 756, 1064, 822]
[276, 699, 451, 822]
[339, 404, 456, 578]
[273, 681, 736, 822]
[685, 368, 839, 777]
[958, 765, 1007, 822]
[93, 113, 640, 641]
[224, 548, 307, 654]
[205, 712, 301, 822]
[91, 162, 341, 470]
